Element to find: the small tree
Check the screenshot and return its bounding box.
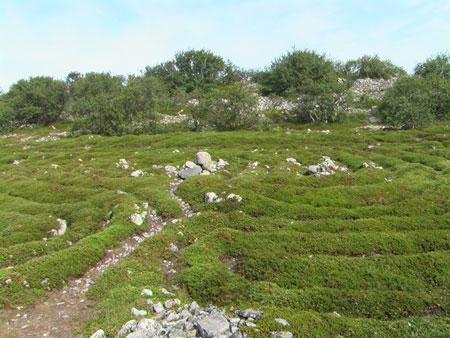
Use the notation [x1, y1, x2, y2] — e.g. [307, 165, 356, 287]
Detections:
[379, 76, 434, 129]
[189, 83, 258, 131]
[341, 55, 405, 80]
[5, 76, 66, 125]
[414, 54, 450, 79]
[258, 49, 340, 98]
[145, 49, 238, 93]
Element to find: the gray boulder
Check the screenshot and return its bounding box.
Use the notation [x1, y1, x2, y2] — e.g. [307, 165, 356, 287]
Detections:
[117, 320, 138, 337]
[89, 329, 105, 338]
[127, 319, 162, 338]
[179, 165, 202, 179]
[237, 309, 263, 319]
[195, 151, 212, 167]
[194, 312, 230, 338]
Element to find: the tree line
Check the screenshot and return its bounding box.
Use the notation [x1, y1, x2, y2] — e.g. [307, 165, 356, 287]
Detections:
[1, 49, 449, 134]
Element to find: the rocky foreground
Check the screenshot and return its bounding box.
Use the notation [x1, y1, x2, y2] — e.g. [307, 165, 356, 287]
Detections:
[90, 293, 292, 338]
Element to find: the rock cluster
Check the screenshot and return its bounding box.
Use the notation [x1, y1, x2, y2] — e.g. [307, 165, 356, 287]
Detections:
[255, 96, 296, 112]
[105, 300, 271, 338]
[350, 77, 397, 101]
[307, 156, 348, 177]
[160, 113, 189, 125]
[177, 152, 228, 180]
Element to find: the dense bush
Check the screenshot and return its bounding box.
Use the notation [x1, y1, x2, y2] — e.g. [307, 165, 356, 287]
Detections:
[379, 75, 450, 128]
[414, 54, 450, 79]
[145, 49, 239, 93]
[0, 97, 14, 131]
[189, 83, 259, 131]
[258, 49, 347, 123]
[71, 73, 167, 135]
[339, 55, 405, 80]
[258, 49, 340, 98]
[3, 76, 66, 126]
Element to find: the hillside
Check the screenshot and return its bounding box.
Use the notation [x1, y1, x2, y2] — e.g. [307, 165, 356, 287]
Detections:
[0, 121, 449, 337]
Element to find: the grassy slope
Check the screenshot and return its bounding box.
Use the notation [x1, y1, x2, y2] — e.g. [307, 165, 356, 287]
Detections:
[0, 122, 449, 337]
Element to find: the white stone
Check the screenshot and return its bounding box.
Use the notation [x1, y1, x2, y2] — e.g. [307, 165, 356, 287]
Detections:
[226, 193, 242, 203]
[205, 192, 219, 204]
[50, 218, 67, 237]
[275, 318, 290, 327]
[130, 170, 144, 177]
[195, 151, 212, 167]
[152, 302, 164, 313]
[131, 307, 147, 317]
[89, 329, 105, 338]
[141, 289, 153, 297]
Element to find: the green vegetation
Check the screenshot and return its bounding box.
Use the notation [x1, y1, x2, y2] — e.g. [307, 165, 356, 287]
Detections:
[1, 49, 449, 133]
[379, 75, 450, 128]
[339, 55, 406, 80]
[414, 54, 450, 79]
[189, 82, 259, 131]
[1, 121, 448, 337]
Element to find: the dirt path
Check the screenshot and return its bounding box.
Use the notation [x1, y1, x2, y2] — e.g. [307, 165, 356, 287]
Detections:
[0, 179, 192, 338]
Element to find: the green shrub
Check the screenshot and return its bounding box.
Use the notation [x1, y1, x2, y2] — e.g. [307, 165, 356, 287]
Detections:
[258, 49, 340, 98]
[257, 49, 347, 124]
[70, 73, 166, 135]
[379, 76, 435, 128]
[3, 76, 66, 126]
[0, 97, 14, 131]
[414, 54, 450, 79]
[145, 49, 239, 93]
[340, 55, 405, 80]
[189, 83, 259, 131]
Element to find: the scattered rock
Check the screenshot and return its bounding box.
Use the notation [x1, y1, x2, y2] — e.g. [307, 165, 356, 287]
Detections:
[237, 308, 264, 319]
[168, 243, 179, 253]
[307, 156, 347, 177]
[129, 212, 147, 226]
[178, 152, 228, 179]
[179, 165, 202, 180]
[160, 113, 189, 125]
[141, 289, 153, 297]
[195, 151, 212, 167]
[194, 311, 230, 338]
[217, 159, 229, 169]
[275, 318, 290, 327]
[272, 331, 294, 338]
[164, 298, 181, 309]
[350, 77, 397, 101]
[130, 170, 144, 177]
[164, 165, 178, 176]
[248, 161, 259, 169]
[160, 288, 175, 297]
[117, 319, 138, 337]
[116, 159, 129, 170]
[205, 192, 220, 204]
[286, 158, 301, 166]
[131, 307, 147, 317]
[226, 193, 242, 203]
[152, 302, 164, 314]
[358, 124, 390, 131]
[126, 318, 162, 338]
[89, 329, 105, 338]
[361, 161, 383, 170]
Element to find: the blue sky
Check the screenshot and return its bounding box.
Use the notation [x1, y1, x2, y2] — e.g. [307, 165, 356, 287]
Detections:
[1, 0, 449, 90]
